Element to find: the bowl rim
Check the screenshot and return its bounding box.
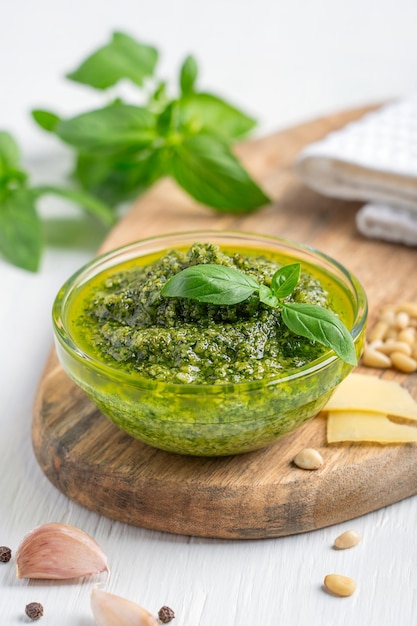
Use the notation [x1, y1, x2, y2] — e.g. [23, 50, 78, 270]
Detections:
[52, 229, 368, 394]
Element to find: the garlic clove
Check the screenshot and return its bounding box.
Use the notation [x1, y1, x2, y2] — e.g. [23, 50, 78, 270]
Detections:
[15, 522, 109, 579]
[91, 588, 159, 626]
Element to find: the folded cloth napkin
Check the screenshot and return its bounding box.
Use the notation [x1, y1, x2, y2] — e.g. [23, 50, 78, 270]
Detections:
[295, 93, 417, 246]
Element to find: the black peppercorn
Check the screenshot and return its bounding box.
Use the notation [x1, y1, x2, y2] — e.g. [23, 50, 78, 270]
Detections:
[158, 605, 175, 623]
[0, 546, 11, 562]
[25, 602, 44, 621]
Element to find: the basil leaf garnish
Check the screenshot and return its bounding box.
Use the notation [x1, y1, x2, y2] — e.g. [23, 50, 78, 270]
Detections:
[271, 263, 301, 299]
[162, 264, 260, 305]
[162, 262, 357, 366]
[258, 284, 279, 308]
[281, 303, 357, 366]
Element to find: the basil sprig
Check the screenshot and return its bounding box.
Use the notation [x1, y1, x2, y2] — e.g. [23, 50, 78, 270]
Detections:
[161, 263, 357, 366]
[31, 32, 269, 213]
[2, 33, 271, 271]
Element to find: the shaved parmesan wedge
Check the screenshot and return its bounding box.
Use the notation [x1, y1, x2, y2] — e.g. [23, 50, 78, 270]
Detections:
[327, 411, 417, 444]
[324, 373, 417, 421]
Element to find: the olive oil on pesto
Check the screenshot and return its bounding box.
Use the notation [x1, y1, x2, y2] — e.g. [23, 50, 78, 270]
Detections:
[68, 243, 353, 385]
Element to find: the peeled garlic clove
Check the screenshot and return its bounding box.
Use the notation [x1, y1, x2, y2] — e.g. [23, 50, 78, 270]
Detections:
[91, 588, 159, 626]
[15, 522, 109, 579]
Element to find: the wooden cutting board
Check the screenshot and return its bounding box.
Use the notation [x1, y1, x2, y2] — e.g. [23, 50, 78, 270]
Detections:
[33, 106, 417, 539]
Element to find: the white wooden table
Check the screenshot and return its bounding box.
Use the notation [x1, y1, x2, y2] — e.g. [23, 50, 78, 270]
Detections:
[2, 1, 417, 623]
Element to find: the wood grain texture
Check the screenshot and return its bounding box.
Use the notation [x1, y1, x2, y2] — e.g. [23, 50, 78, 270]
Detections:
[33, 106, 417, 539]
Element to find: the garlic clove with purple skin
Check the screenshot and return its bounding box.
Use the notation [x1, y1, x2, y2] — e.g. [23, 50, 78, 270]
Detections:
[91, 588, 159, 626]
[15, 522, 109, 579]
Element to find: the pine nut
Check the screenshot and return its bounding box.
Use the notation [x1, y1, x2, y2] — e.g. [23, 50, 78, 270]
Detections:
[368, 321, 389, 342]
[364, 301, 417, 374]
[333, 530, 361, 550]
[384, 327, 398, 340]
[367, 339, 384, 350]
[390, 352, 417, 373]
[398, 328, 416, 345]
[293, 448, 323, 470]
[380, 309, 396, 325]
[378, 340, 412, 356]
[396, 311, 410, 330]
[324, 574, 357, 597]
[362, 348, 391, 369]
[397, 302, 417, 318]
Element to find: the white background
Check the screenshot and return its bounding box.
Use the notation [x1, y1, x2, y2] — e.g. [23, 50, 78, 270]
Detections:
[1, 1, 417, 625]
[3, 0, 417, 149]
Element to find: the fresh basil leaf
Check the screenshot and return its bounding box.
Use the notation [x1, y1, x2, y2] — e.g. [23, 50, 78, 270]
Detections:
[179, 93, 256, 140]
[161, 264, 260, 305]
[74, 152, 117, 192]
[32, 109, 61, 132]
[66, 31, 158, 90]
[271, 263, 301, 299]
[0, 168, 28, 192]
[33, 185, 116, 226]
[74, 148, 165, 205]
[157, 101, 179, 136]
[148, 81, 169, 113]
[55, 104, 157, 154]
[281, 302, 357, 366]
[0, 189, 42, 271]
[168, 134, 270, 212]
[180, 55, 198, 95]
[0, 131, 21, 175]
[258, 284, 279, 308]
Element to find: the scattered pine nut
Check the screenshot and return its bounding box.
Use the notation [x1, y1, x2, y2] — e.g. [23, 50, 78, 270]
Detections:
[390, 352, 417, 373]
[385, 327, 398, 340]
[324, 574, 357, 597]
[378, 341, 412, 356]
[396, 311, 410, 330]
[362, 300, 417, 374]
[362, 348, 391, 369]
[399, 302, 417, 317]
[333, 530, 361, 550]
[368, 321, 389, 342]
[398, 328, 416, 345]
[293, 448, 323, 470]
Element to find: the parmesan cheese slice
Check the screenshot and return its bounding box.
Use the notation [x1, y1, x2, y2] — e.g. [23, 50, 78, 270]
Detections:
[324, 373, 417, 421]
[327, 411, 417, 444]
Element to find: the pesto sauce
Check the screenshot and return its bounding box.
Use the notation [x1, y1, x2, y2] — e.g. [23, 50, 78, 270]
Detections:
[71, 243, 339, 385]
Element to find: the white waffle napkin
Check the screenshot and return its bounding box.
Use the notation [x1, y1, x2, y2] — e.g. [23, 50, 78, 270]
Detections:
[295, 93, 417, 246]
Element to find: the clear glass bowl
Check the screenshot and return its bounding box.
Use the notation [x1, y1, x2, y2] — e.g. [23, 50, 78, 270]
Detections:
[52, 231, 367, 456]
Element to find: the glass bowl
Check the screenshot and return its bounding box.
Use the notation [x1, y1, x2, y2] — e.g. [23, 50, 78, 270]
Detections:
[52, 231, 367, 456]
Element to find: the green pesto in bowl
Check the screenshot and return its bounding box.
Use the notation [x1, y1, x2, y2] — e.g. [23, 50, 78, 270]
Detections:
[52, 231, 367, 456]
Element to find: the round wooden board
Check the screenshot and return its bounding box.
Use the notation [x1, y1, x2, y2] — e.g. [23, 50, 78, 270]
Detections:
[33, 106, 417, 539]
